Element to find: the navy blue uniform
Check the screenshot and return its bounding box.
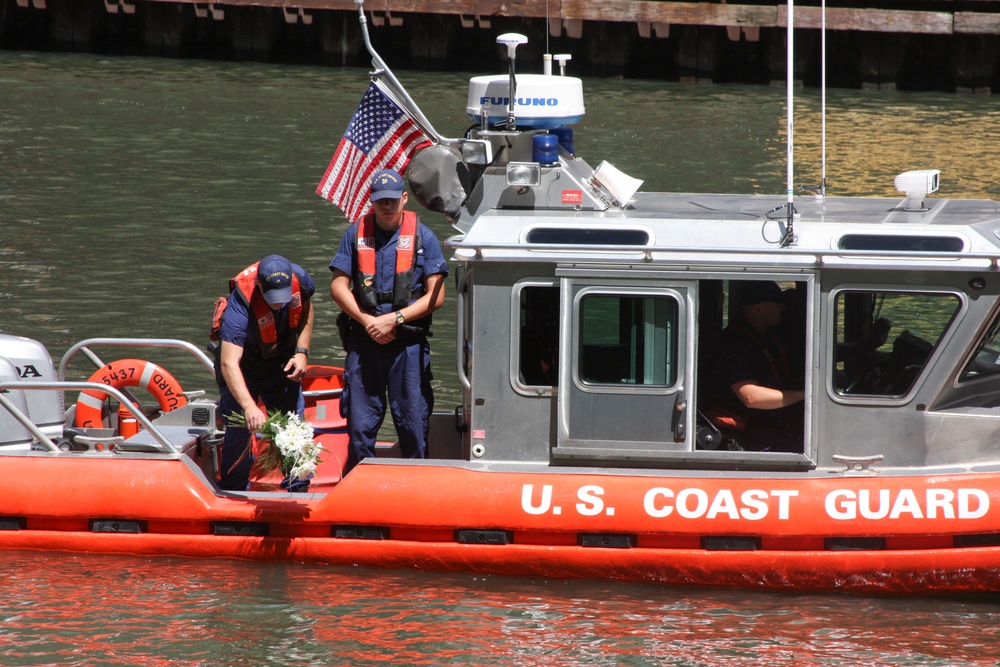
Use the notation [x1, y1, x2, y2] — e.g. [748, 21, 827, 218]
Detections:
[218, 264, 315, 490]
[330, 220, 448, 471]
[715, 319, 802, 452]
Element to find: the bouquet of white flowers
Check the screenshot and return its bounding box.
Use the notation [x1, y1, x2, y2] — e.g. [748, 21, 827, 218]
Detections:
[229, 409, 323, 484]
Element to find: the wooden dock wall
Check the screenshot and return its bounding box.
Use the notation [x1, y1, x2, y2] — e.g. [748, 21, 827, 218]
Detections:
[3, 0, 1000, 92]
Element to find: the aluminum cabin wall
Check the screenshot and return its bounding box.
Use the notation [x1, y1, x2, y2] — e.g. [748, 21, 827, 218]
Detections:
[815, 268, 1000, 470]
[466, 262, 558, 464]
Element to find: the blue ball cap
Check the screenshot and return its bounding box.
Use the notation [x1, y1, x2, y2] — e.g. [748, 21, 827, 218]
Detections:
[257, 254, 293, 306]
[370, 168, 405, 201]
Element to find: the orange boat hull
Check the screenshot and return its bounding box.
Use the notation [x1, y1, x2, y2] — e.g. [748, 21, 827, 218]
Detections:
[3, 455, 1000, 594]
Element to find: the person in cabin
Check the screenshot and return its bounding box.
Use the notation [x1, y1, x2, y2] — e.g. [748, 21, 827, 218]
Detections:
[710, 280, 805, 452]
[329, 168, 448, 473]
[217, 254, 316, 491]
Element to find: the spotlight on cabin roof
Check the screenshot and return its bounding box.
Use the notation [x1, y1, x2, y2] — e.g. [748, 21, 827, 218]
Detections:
[894, 169, 941, 212]
[894, 169, 940, 198]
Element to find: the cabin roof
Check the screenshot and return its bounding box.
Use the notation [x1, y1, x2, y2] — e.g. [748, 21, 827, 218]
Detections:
[450, 191, 1000, 271]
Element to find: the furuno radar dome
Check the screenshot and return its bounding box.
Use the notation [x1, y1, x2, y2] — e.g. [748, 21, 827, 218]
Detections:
[466, 33, 585, 130]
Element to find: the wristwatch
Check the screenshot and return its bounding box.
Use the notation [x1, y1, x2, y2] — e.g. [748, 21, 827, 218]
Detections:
[295, 347, 309, 357]
[394, 311, 405, 325]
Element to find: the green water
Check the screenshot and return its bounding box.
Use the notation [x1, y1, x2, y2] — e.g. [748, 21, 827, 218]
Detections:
[3, 51, 1000, 666]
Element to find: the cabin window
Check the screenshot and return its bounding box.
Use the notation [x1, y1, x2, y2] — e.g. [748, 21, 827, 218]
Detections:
[837, 235, 965, 252]
[832, 290, 959, 397]
[516, 284, 560, 387]
[525, 228, 649, 246]
[578, 294, 678, 386]
[960, 311, 1000, 382]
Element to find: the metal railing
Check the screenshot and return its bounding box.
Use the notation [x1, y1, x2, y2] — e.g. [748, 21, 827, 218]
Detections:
[0, 381, 179, 453]
[0, 337, 218, 453]
[58, 337, 216, 382]
[446, 236, 1000, 271]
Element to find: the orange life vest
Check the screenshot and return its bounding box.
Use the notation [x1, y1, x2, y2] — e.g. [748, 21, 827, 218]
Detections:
[230, 262, 303, 357]
[355, 210, 420, 313]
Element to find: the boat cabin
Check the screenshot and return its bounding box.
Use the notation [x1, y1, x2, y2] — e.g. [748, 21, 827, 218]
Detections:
[440, 129, 1000, 475]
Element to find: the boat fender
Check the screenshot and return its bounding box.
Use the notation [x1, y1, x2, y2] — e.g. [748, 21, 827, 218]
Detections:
[74, 359, 188, 429]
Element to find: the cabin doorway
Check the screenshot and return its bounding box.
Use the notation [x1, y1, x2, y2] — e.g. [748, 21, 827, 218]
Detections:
[549, 271, 814, 466]
[696, 278, 809, 456]
[553, 275, 694, 461]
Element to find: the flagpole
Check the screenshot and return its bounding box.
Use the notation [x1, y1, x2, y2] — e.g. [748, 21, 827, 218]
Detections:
[354, 0, 456, 145]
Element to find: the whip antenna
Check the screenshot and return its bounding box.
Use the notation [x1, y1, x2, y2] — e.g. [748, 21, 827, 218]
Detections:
[781, 0, 797, 247]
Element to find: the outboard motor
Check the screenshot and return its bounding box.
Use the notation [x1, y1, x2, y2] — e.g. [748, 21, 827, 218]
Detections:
[0, 334, 65, 447]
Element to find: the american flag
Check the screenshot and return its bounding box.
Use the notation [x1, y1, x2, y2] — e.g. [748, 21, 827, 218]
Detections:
[315, 81, 433, 222]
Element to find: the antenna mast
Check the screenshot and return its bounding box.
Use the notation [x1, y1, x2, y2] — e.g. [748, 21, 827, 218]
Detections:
[820, 0, 827, 198]
[781, 0, 797, 247]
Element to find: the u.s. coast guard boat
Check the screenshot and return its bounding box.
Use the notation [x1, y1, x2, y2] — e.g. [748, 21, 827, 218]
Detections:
[4, 8, 1000, 595]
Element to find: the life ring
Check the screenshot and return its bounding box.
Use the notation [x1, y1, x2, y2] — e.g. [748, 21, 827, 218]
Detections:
[74, 358, 188, 428]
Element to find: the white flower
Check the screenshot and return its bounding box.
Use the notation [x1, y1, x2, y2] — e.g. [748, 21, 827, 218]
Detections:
[236, 410, 322, 483]
[271, 412, 323, 481]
